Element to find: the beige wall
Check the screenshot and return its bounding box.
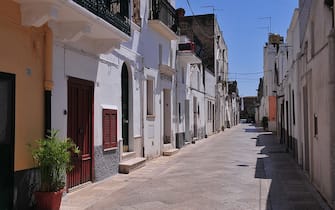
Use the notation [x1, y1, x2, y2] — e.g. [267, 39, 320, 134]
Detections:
[299, 0, 333, 204]
[0, 0, 45, 171]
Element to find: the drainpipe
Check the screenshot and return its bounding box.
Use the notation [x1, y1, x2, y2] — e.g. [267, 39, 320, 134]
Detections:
[43, 24, 53, 136]
[175, 63, 178, 148]
[140, 57, 145, 157]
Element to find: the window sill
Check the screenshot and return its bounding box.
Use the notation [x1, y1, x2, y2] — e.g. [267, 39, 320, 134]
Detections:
[146, 115, 155, 120]
[103, 147, 118, 152]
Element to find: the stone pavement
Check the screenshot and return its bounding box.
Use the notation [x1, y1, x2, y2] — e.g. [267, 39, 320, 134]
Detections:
[61, 124, 330, 210]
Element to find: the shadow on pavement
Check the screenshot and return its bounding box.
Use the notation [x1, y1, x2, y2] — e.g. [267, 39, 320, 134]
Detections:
[244, 127, 264, 133]
[244, 127, 326, 210]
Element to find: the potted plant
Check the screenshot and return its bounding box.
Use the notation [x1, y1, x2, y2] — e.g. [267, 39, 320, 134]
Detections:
[30, 130, 79, 210]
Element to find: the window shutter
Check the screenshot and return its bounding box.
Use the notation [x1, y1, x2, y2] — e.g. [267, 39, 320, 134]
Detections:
[103, 109, 117, 150]
[110, 110, 117, 148]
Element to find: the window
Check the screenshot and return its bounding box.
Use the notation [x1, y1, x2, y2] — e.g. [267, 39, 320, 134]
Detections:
[170, 47, 173, 67]
[292, 90, 295, 125]
[147, 79, 154, 115]
[182, 68, 185, 84]
[208, 101, 211, 121]
[132, 0, 141, 26]
[311, 21, 315, 57]
[103, 109, 117, 150]
[159, 44, 163, 65]
[197, 71, 200, 89]
[109, 0, 129, 19]
[178, 103, 181, 123]
[314, 114, 318, 137]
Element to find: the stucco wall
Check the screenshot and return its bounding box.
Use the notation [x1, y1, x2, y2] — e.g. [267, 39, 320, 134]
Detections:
[0, 0, 45, 171]
[296, 0, 333, 204]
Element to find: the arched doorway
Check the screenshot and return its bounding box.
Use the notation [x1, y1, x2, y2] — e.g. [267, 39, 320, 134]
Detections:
[121, 63, 131, 152]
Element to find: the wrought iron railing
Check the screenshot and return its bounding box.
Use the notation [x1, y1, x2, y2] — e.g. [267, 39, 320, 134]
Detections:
[73, 0, 130, 35]
[151, 0, 177, 33]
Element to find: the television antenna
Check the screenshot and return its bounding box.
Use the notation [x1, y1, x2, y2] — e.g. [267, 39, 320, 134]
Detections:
[201, 5, 223, 14]
[258, 17, 272, 33]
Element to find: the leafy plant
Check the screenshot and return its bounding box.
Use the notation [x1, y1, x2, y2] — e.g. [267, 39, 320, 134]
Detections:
[30, 130, 79, 192]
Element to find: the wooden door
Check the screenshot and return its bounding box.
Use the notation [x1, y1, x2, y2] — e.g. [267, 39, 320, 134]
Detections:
[67, 77, 94, 189]
[163, 89, 171, 144]
[0, 72, 15, 210]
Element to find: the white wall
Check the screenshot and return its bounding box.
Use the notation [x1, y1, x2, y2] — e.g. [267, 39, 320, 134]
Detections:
[52, 44, 99, 140]
[139, 0, 178, 158]
[205, 69, 216, 135]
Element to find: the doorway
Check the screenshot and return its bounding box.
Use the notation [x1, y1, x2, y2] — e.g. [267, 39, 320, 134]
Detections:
[185, 100, 190, 143]
[67, 77, 94, 189]
[212, 104, 215, 132]
[121, 64, 130, 152]
[163, 89, 171, 144]
[0, 72, 15, 210]
[193, 97, 197, 138]
[303, 86, 310, 172]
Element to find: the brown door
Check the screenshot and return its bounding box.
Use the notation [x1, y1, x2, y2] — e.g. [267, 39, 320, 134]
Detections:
[0, 72, 15, 210]
[67, 77, 94, 189]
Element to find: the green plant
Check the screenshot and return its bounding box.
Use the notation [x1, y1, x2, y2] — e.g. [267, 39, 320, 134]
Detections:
[30, 130, 79, 192]
[262, 116, 269, 129]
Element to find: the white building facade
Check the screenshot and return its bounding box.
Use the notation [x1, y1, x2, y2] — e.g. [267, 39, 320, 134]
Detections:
[274, 0, 335, 207]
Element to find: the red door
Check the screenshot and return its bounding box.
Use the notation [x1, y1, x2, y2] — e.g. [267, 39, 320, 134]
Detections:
[67, 77, 94, 189]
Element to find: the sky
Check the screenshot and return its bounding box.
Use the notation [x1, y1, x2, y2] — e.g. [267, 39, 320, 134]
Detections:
[175, 0, 298, 97]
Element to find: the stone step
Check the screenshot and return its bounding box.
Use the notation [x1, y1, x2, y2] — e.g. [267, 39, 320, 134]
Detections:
[122, 151, 136, 161]
[163, 148, 179, 156]
[119, 157, 146, 174]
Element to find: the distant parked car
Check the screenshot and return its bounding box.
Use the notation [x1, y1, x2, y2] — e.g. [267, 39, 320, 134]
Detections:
[246, 118, 255, 123]
[240, 119, 247, 123]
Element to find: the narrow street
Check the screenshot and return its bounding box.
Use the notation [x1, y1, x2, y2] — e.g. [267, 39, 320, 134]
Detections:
[61, 124, 328, 210]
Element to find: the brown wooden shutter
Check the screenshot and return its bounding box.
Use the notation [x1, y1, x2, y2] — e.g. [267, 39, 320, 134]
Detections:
[103, 109, 117, 150]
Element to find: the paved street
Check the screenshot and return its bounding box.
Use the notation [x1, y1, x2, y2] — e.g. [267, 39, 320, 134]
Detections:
[61, 124, 329, 210]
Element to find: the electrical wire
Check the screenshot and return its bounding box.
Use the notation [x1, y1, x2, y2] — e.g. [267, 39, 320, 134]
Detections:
[226, 70, 272, 75]
[185, 0, 217, 39]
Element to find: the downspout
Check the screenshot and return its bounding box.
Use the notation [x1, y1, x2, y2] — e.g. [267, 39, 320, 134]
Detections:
[175, 61, 178, 148]
[140, 58, 145, 157]
[43, 24, 53, 136]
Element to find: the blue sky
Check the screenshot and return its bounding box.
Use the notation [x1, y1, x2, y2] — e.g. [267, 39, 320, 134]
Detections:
[176, 0, 298, 97]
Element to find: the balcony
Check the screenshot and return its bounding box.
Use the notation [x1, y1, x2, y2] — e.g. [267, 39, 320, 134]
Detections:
[73, 0, 130, 35]
[15, 0, 131, 54]
[177, 42, 202, 64]
[148, 0, 178, 40]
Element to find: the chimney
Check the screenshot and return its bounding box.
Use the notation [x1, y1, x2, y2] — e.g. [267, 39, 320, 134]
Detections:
[176, 8, 185, 18]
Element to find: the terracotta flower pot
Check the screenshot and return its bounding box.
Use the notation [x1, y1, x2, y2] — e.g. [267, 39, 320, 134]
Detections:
[34, 189, 64, 210]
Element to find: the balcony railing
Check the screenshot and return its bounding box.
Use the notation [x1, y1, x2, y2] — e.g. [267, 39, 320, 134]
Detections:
[73, 0, 130, 35]
[151, 0, 177, 33]
[178, 42, 203, 58]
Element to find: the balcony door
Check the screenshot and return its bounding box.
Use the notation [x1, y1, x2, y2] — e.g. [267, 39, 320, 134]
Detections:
[109, 0, 129, 19]
[0, 72, 15, 210]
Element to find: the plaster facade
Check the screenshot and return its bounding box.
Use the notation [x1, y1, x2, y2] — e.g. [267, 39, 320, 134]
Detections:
[272, 1, 335, 207]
